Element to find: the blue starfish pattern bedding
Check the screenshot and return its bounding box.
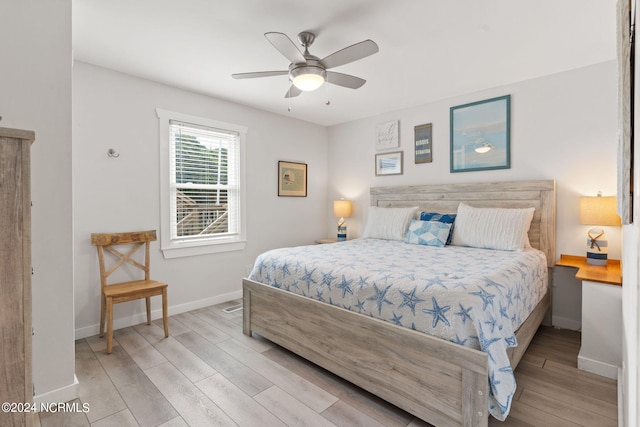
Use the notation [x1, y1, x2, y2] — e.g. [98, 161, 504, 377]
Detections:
[248, 238, 548, 421]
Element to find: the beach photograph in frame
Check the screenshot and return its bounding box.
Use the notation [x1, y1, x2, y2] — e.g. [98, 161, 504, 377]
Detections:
[450, 95, 510, 173]
[375, 151, 403, 176]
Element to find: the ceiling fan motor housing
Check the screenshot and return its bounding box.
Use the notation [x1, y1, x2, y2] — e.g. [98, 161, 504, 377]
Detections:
[297, 31, 316, 49]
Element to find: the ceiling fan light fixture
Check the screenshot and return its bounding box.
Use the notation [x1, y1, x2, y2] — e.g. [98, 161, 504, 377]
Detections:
[291, 65, 326, 91]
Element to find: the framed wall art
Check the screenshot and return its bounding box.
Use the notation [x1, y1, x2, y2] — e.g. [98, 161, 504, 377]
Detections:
[375, 151, 403, 176]
[278, 161, 307, 197]
[450, 95, 510, 173]
[375, 120, 399, 150]
[414, 123, 432, 164]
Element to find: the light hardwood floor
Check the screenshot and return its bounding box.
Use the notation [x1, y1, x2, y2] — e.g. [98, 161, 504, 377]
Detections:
[37, 301, 617, 427]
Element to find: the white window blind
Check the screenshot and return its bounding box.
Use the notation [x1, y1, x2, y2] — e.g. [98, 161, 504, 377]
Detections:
[169, 120, 240, 243]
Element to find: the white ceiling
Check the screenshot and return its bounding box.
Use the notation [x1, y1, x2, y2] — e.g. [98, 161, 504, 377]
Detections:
[73, 0, 617, 127]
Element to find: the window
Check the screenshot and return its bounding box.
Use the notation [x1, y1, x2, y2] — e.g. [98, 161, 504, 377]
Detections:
[157, 109, 247, 258]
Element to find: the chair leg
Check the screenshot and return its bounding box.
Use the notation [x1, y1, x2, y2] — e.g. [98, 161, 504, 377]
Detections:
[162, 288, 169, 338]
[106, 297, 114, 354]
[99, 293, 106, 338]
[146, 297, 151, 325]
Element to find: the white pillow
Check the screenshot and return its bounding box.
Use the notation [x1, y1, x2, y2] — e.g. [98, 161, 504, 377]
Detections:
[451, 203, 535, 251]
[363, 206, 418, 241]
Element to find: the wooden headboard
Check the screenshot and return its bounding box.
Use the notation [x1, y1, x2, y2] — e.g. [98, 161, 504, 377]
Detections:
[370, 180, 556, 267]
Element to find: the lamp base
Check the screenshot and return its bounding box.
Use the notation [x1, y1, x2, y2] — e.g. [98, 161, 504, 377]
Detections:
[337, 225, 347, 241]
[586, 238, 608, 266]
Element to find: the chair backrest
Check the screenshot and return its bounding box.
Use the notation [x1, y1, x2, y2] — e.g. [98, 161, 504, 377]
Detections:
[91, 230, 157, 289]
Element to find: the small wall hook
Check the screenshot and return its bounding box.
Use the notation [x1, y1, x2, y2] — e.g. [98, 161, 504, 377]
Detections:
[107, 148, 120, 158]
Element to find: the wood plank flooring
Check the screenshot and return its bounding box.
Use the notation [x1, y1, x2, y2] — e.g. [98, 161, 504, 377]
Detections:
[37, 301, 617, 427]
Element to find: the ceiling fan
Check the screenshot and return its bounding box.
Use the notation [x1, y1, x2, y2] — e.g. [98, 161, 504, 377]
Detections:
[232, 31, 379, 98]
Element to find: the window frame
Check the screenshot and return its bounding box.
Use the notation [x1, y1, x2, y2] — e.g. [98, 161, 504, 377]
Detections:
[156, 108, 247, 259]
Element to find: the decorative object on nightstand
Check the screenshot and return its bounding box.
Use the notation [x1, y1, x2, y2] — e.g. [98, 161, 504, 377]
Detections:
[333, 199, 352, 241]
[579, 192, 621, 265]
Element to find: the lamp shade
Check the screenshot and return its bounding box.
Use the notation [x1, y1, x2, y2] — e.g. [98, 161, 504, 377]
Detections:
[580, 195, 621, 226]
[333, 200, 352, 218]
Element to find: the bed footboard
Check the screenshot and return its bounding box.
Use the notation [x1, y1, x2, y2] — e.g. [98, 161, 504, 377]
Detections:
[243, 278, 489, 426]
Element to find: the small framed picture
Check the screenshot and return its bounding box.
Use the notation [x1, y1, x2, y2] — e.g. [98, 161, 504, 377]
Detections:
[375, 151, 403, 176]
[278, 161, 307, 197]
[375, 120, 399, 151]
[450, 95, 511, 173]
[414, 123, 432, 164]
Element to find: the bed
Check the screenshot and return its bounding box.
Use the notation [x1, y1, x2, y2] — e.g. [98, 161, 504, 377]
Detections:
[243, 180, 556, 426]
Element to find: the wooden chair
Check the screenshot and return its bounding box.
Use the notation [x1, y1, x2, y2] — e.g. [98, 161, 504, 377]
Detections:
[91, 230, 168, 354]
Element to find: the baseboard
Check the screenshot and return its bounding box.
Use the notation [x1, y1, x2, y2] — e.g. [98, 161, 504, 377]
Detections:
[551, 315, 581, 331]
[74, 290, 242, 339]
[577, 352, 619, 379]
[34, 374, 79, 405]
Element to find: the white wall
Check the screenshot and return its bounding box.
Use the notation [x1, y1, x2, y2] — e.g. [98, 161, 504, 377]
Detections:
[0, 0, 76, 403]
[327, 61, 619, 261]
[326, 61, 619, 331]
[621, 225, 638, 427]
[73, 62, 329, 337]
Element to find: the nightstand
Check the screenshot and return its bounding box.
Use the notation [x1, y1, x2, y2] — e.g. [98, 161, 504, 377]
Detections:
[555, 254, 622, 379]
[315, 238, 338, 244]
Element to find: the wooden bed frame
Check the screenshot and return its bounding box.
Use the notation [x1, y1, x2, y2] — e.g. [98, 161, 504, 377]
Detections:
[243, 180, 556, 426]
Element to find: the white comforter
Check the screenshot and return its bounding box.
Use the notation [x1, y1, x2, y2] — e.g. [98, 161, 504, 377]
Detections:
[249, 238, 548, 420]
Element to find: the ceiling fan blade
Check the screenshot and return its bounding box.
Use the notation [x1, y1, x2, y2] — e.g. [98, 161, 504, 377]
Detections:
[321, 39, 379, 69]
[232, 70, 288, 79]
[265, 32, 306, 64]
[326, 71, 366, 89]
[284, 84, 302, 98]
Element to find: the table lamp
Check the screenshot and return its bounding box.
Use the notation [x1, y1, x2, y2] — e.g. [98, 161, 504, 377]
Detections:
[333, 199, 352, 241]
[579, 192, 621, 265]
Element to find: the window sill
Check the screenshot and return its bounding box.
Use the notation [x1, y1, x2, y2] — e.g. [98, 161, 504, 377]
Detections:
[161, 239, 246, 259]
